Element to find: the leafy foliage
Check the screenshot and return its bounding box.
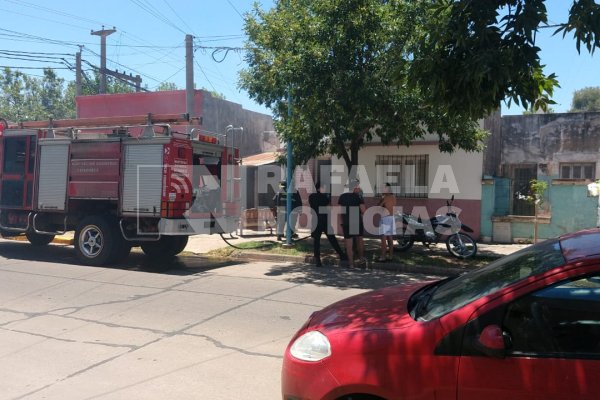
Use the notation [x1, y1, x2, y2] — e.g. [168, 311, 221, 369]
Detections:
[240, 0, 485, 168]
[157, 81, 179, 91]
[570, 86, 600, 112]
[0, 68, 147, 122]
[410, 0, 600, 120]
[0, 68, 74, 121]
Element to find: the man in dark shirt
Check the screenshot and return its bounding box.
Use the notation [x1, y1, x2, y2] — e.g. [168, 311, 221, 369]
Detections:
[338, 179, 366, 268]
[274, 181, 301, 240]
[309, 181, 346, 267]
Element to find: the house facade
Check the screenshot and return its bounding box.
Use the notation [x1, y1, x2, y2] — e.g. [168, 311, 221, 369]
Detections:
[481, 111, 600, 243]
[326, 138, 484, 239]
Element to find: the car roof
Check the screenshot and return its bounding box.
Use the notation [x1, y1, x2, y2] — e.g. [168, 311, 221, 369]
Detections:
[560, 228, 600, 262]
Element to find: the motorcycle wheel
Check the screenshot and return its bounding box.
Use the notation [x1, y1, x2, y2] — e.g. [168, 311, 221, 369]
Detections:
[446, 233, 477, 259]
[396, 234, 414, 252]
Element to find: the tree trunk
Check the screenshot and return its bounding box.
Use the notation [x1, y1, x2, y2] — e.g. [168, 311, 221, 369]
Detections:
[348, 144, 359, 181]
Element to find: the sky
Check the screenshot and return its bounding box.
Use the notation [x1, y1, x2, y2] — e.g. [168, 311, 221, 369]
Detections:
[0, 0, 597, 117]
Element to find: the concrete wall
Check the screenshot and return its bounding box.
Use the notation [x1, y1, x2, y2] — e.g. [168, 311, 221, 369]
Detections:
[481, 111, 600, 242]
[499, 112, 600, 178]
[77, 90, 278, 158]
[202, 92, 278, 157]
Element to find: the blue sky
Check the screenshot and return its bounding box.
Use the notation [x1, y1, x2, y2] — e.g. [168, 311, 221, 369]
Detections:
[0, 0, 597, 116]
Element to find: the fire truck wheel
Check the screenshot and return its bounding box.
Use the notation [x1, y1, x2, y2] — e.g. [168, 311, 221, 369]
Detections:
[25, 231, 55, 246]
[75, 216, 116, 266]
[140, 236, 189, 258]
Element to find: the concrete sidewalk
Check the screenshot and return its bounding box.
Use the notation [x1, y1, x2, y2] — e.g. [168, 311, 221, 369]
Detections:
[185, 231, 528, 257]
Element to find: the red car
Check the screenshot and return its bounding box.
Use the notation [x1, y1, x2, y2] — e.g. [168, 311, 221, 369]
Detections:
[282, 229, 600, 400]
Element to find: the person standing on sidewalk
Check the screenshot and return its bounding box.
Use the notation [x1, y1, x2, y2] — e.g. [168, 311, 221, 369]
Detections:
[274, 181, 301, 241]
[377, 183, 397, 262]
[338, 179, 366, 268]
[309, 181, 347, 267]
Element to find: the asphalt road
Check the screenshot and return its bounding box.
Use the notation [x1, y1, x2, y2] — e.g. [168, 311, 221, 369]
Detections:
[0, 240, 442, 400]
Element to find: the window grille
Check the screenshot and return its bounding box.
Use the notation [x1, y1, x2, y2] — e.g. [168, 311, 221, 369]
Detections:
[375, 154, 428, 198]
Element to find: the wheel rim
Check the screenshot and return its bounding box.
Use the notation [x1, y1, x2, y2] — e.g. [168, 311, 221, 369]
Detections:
[449, 234, 475, 256]
[79, 225, 104, 258]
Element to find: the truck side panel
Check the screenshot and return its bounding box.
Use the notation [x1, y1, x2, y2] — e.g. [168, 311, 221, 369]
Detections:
[121, 144, 163, 215]
[36, 141, 70, 211]
[69, 141, 121, 199]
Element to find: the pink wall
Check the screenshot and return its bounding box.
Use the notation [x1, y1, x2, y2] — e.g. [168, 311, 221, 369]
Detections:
[300, 197, 482, 240]
[76, 90, 203, 119]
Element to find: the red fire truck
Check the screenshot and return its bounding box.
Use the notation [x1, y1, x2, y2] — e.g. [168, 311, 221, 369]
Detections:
[0, 114, 240, 266]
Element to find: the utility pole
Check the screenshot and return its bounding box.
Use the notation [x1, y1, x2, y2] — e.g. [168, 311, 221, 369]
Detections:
[185, 34, 194, 121]
[75, 47, 82, 118]
[75, 48, 82, 96]
[285, 89, 294, 247]
[91, 26, 116, 94]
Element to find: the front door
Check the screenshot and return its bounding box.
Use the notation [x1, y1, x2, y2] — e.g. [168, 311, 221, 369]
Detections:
[0, 134, 37, 209]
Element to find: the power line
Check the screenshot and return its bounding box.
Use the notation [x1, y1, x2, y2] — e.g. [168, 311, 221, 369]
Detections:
[162, 0, 197, 36]
[128, 0, 187, 36]
[0, 49, 74, 57]
[83, 47, 162, 83]
[0, 7, 90, 31]
[2, 0, 108, 27]
[0, 65, 71, 70]
[225, 0, 245, 20]
[194, 59, 218, 93]
[152, 65, 186, 90]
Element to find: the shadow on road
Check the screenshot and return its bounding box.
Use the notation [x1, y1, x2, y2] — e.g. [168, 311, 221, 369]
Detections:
[264, 261, 443, 291]
[0, 241, 243, 275]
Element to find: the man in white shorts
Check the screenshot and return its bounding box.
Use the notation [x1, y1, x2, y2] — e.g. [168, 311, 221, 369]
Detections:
[377, 183, 396, 262]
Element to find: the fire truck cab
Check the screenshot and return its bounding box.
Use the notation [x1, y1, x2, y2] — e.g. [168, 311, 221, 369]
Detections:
[0, 114, 240, 266]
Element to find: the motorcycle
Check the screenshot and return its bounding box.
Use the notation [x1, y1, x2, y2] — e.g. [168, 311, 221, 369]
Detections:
[394, 196, 477, 258]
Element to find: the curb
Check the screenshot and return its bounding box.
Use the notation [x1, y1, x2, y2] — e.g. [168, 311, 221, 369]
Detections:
[230, 250, 468, 276]
[2, 235, 74, 246]
[53, 236, 75, 245]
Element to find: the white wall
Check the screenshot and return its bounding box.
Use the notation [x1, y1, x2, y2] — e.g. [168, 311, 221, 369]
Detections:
[328, 144, 483, 200]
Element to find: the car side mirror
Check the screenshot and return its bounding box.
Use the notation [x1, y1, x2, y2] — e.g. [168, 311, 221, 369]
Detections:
[474, 325, 506, 359]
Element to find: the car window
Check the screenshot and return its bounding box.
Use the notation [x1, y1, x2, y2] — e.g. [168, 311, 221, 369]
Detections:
[419, 240, 565, 321]
[503, 274, 600, 357]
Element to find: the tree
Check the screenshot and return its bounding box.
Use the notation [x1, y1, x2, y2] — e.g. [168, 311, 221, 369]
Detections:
[570, 86, 600, 112]
[0, 68, 74, 121]
[409, 0, 600, 120]
[157, 82, 179, 91]
[0, 67, 143, 122]
[240, 0, 484, 171]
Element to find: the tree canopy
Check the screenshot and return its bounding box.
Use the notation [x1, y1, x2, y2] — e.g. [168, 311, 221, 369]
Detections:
[570, 86, 600, 112]
[240, 0, 484, 169]
[0, 68, 74, 121]
[240, 0, 600, 169]
[410, 0, 600, 119]
[0, 68, 159, 122]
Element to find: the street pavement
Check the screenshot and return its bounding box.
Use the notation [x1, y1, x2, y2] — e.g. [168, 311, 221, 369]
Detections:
[0, 239, 442, 400]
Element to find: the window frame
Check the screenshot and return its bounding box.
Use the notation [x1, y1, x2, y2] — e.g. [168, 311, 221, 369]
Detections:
[559, 162, 596, 180]
[375, 154, 429, 198]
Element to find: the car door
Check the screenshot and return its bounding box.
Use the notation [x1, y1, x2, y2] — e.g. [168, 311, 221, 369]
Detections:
[457, 270, 600, 400]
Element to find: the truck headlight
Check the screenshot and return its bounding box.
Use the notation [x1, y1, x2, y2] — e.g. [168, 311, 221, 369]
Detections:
[290, 331, 331, 362]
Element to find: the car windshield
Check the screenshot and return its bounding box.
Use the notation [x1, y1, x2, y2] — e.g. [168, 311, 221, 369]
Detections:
[416, 239, 566, 321]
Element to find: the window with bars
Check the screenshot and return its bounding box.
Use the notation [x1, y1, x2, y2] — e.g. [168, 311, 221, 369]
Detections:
[375, 155, 428, 198]
[559, 163, 596, 180]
